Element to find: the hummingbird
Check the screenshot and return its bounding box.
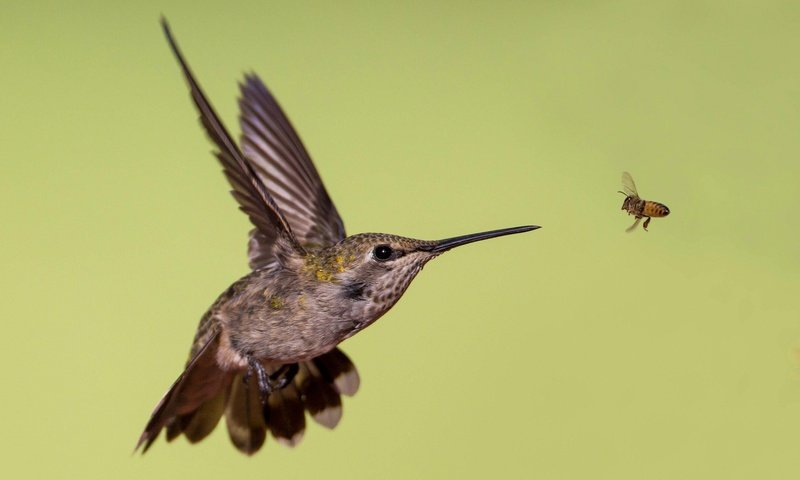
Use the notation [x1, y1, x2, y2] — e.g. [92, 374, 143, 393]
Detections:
[137, 18, 540, 455]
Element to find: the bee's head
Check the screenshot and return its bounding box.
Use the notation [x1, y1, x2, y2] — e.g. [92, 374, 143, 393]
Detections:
[617, 191, 631, 210]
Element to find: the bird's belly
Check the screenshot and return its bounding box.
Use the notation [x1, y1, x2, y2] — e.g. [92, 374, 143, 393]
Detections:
[223, 303, 357, 365]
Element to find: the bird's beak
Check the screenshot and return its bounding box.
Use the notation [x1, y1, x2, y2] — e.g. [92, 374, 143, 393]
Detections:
[421, 225, 540, 254]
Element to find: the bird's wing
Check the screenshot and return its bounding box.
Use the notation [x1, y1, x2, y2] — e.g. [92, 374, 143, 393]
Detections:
[161, 19, 304, 260]
[238, 74, 346, 268]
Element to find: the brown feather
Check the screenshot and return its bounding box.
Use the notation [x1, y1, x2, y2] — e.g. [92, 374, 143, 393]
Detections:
[164, 416, 184, 442]
[160, 18, 304, 259]
[225, 375, 267, 455]
[314, 348, 360, 397]
[238, 74, 346, 266]
[183, 387, 229, 443]
[136, 332, 227, 452]
[296, 361, 343, 429]
[266, 383, 306, 446]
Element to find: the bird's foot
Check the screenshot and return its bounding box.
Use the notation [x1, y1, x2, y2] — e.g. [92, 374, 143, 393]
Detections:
[243, 358, 299, 404]
[270, 363, 299, 390]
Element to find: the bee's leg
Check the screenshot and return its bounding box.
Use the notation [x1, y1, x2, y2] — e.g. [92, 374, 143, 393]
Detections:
[643, 217, 651, 231]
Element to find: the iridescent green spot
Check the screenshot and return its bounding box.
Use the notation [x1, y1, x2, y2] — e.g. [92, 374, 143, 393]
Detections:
[268, 295, 284, 310]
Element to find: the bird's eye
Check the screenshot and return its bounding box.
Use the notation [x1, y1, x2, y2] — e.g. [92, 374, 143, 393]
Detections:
[373, 245, 393, 261]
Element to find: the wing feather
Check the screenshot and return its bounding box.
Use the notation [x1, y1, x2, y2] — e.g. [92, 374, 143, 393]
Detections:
[161, 19, 303, 258]
[238, 74, 346, 265]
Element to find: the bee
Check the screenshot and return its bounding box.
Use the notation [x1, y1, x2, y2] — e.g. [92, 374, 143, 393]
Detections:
[618, 171, 670, 232]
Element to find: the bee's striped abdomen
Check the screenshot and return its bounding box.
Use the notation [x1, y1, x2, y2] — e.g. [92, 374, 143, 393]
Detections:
[644, 201, 670, 218]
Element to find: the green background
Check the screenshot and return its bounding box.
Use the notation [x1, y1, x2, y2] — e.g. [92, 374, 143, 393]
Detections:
[2, 1, 799, 478]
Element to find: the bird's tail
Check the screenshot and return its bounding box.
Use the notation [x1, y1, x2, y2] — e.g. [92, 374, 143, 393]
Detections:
[136, 338, 360, 455]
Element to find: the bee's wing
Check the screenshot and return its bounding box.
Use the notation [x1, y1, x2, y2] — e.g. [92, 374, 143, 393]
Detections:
[621, 171, 639, 197]
[625, 217, 641, 233]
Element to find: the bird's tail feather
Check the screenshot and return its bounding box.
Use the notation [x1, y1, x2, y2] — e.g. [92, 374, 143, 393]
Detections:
[136, 331, 228, 453]
[137, 345, 360, 455]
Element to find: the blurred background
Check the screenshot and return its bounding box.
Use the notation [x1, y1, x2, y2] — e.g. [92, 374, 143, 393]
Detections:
[2, 0, 799, 478]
